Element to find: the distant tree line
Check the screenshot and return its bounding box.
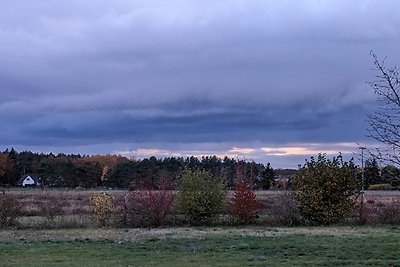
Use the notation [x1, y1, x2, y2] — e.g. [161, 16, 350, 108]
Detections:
[0, 148, 275, 189]
[364, 158, 400, 189]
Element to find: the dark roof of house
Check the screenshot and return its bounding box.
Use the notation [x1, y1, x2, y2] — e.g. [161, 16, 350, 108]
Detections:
[16, 174, 41, 185]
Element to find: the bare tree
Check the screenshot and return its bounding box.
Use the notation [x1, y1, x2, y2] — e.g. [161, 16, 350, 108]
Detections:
[367, 51, 400, 166]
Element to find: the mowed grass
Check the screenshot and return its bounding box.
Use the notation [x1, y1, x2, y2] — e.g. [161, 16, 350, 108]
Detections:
[1, 227, 400, 266]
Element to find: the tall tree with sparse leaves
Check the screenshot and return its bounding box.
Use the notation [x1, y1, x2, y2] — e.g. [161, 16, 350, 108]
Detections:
[367, 52, 400, 167]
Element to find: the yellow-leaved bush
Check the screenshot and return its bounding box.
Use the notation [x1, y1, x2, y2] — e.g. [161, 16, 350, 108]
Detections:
[90, 192, 114, 227]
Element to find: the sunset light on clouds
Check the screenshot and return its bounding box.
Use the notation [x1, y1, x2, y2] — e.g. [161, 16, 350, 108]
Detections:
[114, 142, 370, 168]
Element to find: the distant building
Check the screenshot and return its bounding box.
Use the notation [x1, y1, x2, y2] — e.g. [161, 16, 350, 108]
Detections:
[17, 174, 42, 187]
[273, 169, 296, 190]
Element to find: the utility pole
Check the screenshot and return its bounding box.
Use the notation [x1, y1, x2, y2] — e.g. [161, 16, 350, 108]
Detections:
[359, 146, 366, 222]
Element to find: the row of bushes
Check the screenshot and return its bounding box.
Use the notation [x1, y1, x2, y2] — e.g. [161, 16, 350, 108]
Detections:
[2, 161, 400, 229]
[0, 170, 254, 228]
[2, 191, 400, 229]
[2, 193, 400, 229]
[91, 170, 259, 227]
[0, 154, 364, 228]
[0, 169, 278, 228]
[368, 183, 398, 190]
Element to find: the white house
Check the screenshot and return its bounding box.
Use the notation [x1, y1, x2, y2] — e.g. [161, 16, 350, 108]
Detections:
[17, 174, 41, 187]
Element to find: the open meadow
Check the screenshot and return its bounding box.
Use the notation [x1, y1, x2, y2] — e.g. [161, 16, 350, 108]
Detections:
[2, 189, 400, 265]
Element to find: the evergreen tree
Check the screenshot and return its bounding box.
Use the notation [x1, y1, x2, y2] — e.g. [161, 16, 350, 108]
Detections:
[364, 158, 381, 188]
[256, 163, 275, 190]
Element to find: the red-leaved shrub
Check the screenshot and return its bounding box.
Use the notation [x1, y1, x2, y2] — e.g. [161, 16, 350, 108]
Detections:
[121, 179, 174, 227]
[230, 162, 258, 224]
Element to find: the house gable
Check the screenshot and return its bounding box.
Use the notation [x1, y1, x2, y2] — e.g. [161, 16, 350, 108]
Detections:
[23, 176, 36, 186]
[17, 174, 41, 187]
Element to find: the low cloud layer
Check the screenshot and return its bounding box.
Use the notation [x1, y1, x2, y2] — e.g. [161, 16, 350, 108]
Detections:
[1, 1, 399, 167]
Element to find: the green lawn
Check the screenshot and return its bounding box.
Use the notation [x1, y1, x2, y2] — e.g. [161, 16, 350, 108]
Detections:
[1, 227, 400, 266]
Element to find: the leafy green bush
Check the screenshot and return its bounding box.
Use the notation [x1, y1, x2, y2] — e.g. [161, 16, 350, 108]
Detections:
[294, 154, 359, 225]
[176, 170, 226, 225]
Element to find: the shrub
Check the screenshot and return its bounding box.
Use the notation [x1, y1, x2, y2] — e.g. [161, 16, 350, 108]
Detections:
[230, 163, 258, 224]
[267, 192, 302, 226]
[176, 170, 226, 225]
[140, 190, 174, 226]
[90, 192, 114, 227]
[119, 192, 144, 227]
[294, 154, 359, 225]
[368, 183, 395, 190]
[375, 200, 400, 224]
[353, 199, 378, 225]
[0, 193, 22, 227]
[120, 180, 174, 227]
[37, 194, 64, 227]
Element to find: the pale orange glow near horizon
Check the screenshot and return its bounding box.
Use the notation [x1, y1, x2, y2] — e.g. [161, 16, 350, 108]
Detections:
[114, 142, 368, 168]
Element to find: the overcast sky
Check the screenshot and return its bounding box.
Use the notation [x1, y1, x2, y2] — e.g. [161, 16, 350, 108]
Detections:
[1, 0, 400, 168]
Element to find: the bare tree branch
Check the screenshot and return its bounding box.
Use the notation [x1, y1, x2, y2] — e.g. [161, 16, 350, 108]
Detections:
[367, 51, 400, 166]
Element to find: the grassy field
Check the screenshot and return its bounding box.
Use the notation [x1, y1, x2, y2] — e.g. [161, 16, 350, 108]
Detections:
[2, 189, 400, 265]
[1, 226, 400, 266]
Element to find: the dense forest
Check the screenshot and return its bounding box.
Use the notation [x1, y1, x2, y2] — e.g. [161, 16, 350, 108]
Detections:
[0, 149, 276, 189]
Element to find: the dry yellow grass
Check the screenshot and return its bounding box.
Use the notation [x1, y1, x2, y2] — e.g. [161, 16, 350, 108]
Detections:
[3, 188, 127, 215]
[2, 188, 400, 228]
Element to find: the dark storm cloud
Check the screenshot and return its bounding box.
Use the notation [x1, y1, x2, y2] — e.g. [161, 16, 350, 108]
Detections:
[6, 100, 363, 146]
[1, 0, 400, 166]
